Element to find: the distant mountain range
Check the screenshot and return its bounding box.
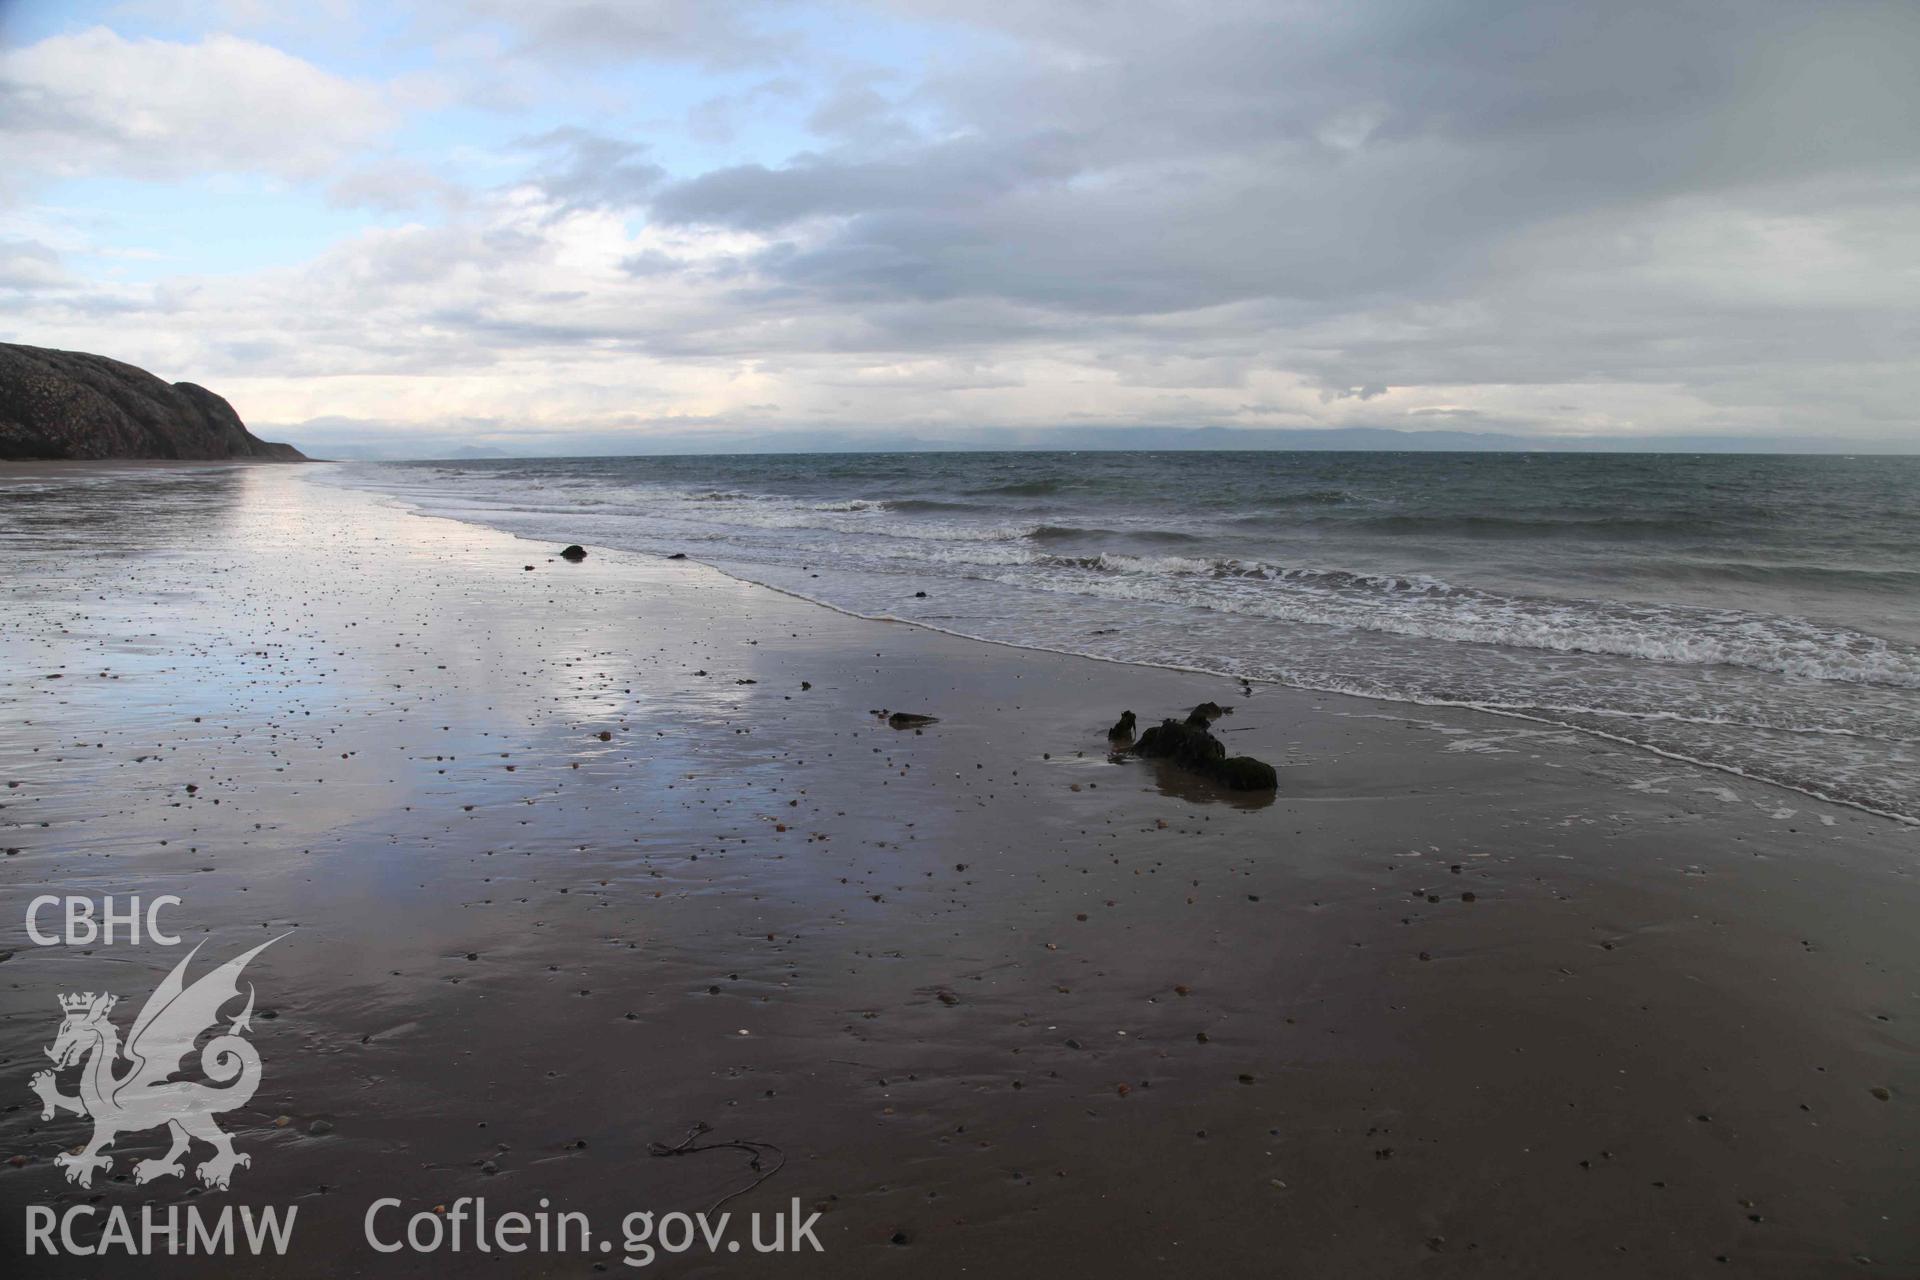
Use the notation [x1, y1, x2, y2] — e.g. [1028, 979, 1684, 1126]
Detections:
[273, 420, 1913, 460]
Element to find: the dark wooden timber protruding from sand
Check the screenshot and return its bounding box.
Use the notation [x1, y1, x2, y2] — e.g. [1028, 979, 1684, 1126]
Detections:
[1128, 702, 1276, 791]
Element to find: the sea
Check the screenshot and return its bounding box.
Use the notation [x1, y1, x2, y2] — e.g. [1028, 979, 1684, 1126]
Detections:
[336, 451, 1920, 823]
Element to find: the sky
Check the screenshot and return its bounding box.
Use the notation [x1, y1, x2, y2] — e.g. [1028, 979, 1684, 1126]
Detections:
[2, 0, 1917, 456]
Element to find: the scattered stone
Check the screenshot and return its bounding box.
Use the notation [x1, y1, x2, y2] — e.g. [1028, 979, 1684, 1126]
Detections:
[559, 545, 587, 560]
[887, 712, 938, 730]
[666, 553, 688, 560]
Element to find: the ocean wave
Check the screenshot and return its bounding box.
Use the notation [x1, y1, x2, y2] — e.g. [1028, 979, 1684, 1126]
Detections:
[1224, 490, 1364, 521]
[1344, 513, 1723, 538]
[1031, 551, 1459, 593]
[882, 498, 982, 513]
[374, 463, 1920, 691]
[1039, 552, 1220, 576]
[962, 479, 1070, 497]
[1005, 565, 1920, 689]
[1626, 560, 1920, 592]
[1026, 525, 1209, 545]
[641, 496, 1037, 545]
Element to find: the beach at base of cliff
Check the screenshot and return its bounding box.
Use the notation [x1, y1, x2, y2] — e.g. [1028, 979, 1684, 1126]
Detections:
[0, 462, 1915, 1279]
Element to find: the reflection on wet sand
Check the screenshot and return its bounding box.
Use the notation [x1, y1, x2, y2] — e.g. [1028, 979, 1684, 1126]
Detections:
[1, 464, 1916, 1278]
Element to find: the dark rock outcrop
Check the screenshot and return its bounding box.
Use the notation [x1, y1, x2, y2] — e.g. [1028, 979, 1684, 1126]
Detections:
[1129, 707, 1276, 791]
[1213, 756, 1278, 790]
[560, 545, 587, 560]
[0, 343, 304, 461]
[1136, 717, 1227, 770]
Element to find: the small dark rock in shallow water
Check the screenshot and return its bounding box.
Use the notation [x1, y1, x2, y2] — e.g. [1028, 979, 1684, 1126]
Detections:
[914, 590, 928, 598]
[560, 545, 587, 560]
[887, 712, 938, 729]
[1108, 710, 1137, 741]
[667, 552, 688, 560]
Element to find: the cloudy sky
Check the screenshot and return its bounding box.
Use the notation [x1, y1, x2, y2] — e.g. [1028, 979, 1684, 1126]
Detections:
[3, 0, 1917, 454]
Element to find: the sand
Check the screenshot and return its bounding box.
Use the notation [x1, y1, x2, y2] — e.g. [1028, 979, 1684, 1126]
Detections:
[0, 462, 1914, 1277]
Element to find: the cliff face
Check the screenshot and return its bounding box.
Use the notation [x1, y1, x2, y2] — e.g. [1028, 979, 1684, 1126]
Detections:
[0, 343, 305, 461]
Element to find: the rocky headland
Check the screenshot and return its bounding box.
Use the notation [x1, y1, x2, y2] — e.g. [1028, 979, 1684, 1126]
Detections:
[0, 342, 304, 461]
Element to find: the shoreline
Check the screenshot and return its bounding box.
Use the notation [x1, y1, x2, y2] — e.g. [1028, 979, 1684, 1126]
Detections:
[348, 464, 1920, 828]
[2, 463, 1915, 1277]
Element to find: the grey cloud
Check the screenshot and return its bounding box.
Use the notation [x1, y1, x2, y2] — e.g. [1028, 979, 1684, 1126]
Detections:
[0, 25, 392, 182]
[649, 130, 1084, 230]
[515, 127, 666, 213]
[611, 0, 1920, 436]
[0, 238, 67, 290]
[686, 78, 804, 146]
[619, 249, 685, 277]
[24, 0, 1916, 446]
[806, 75, 918, 148]
[448, 0, 796, 69]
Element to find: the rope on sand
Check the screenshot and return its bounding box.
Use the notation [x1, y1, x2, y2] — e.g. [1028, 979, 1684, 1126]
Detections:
[648, 1121, 787, 1213]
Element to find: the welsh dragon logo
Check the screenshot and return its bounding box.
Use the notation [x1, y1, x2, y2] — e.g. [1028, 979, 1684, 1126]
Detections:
[29, 937, 283, 1190]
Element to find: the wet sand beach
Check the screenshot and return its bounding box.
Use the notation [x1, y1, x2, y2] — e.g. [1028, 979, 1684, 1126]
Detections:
[1, 463, 1915, 1277]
